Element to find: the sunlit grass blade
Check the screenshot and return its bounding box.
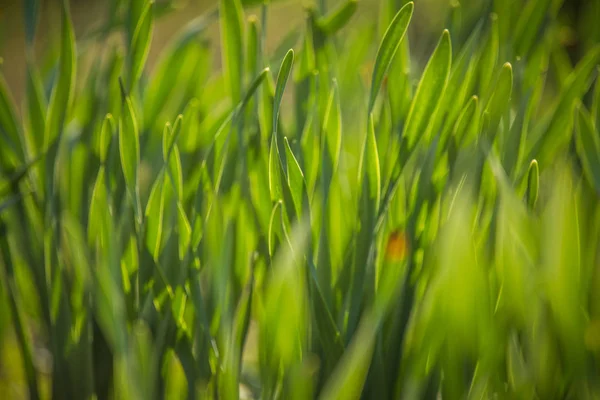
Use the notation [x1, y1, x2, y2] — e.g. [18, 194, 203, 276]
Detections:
[273, 49, 294, 138]
[368, 1, 413, 113]
[402, 29, 452, 155]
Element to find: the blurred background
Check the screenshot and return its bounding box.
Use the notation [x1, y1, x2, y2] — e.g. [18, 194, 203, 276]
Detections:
[0, 0, 593, 110]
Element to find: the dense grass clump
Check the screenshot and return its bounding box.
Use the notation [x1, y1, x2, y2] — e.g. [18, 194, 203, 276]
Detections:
[1, 0, 600, 398]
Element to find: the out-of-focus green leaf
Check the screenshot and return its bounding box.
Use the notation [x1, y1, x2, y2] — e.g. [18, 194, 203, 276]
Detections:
[323, 81, 342, 171]
[364, 114, 381, 212]
[129, 1, 154, 90]
[119, 95, 141, 221]
[88, 167, 110, 248]
[220, 0, 245, 103]
[176, 202, 191, 260]
[273, 49, 294, 137]
[514, 0, 552, 58]
[316, 0, 358, 36]
[0, 75, 23, 168]
[484, 62, 513, 140]
[44, 0, 76, 149]
[24, 0, 40, 46]
[269, 134, 283, 202]
[285, 137, 305, 217]
[453, 95, 479, 146]
[478, 14, 498, 97]
[25, 62, 46, 156]
[527, 46, 600, 167]
[575, 107, 600, 192]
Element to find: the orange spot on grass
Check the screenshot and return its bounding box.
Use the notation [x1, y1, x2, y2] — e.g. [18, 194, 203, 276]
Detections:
[385, 230, 408, 262]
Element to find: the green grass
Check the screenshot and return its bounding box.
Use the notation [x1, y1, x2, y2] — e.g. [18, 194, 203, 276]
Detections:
[1, 0, 600, 398]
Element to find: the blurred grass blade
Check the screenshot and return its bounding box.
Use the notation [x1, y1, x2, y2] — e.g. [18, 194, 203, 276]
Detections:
[44, 0, 76, 149]
[273, 49, 295, 137]
[527, 45, 600, 167]
[403, 29, 452, 152]
[323, 81, 342, 171]
[368, 1, 413, 113]
[0, 75, 24, 167]
[25, 62, 47, 156]
[119, 94, 141, 222]
[129, 1, 154, 90]
[478, 14, 498, 97]
[514, 0, 551, 58]
[24, 0, 40, 46]
[316, 0, 358, 36]
[176, 202, 191, 260]
[484, 62, 513, 139]
[220, 0, 245, 103]
[453, 95, 480, 146]
[364, 114, 381, 211]
[575, 106, 600, 192]
[269, 134, 283, 202]
[284, 137, 305, 217]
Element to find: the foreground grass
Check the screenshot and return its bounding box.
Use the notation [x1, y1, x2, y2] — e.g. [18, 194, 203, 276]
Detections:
[1, 0, 600, 398]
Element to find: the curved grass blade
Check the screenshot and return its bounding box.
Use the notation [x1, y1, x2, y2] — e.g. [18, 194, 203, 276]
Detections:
[453, 95, 480, 147]
[368, 1, 413, 113]
[526, 159, 539, 210]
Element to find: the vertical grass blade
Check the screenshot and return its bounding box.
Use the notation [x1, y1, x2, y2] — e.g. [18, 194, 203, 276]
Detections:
[220, 0, 245, 103]
[128, 1, 154, 90]
[575, 107, 600, 192]
[119, 95, 141, 222]
[44, 0, 75, 150]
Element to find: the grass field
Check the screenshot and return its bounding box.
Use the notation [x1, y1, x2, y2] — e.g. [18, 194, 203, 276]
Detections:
[1, 0, 600, 399]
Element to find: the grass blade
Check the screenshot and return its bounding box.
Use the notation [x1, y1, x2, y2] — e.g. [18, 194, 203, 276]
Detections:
[368, 1, 413, 113]
[128, 1, 154, 90]
[220, 0, 245, 103]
